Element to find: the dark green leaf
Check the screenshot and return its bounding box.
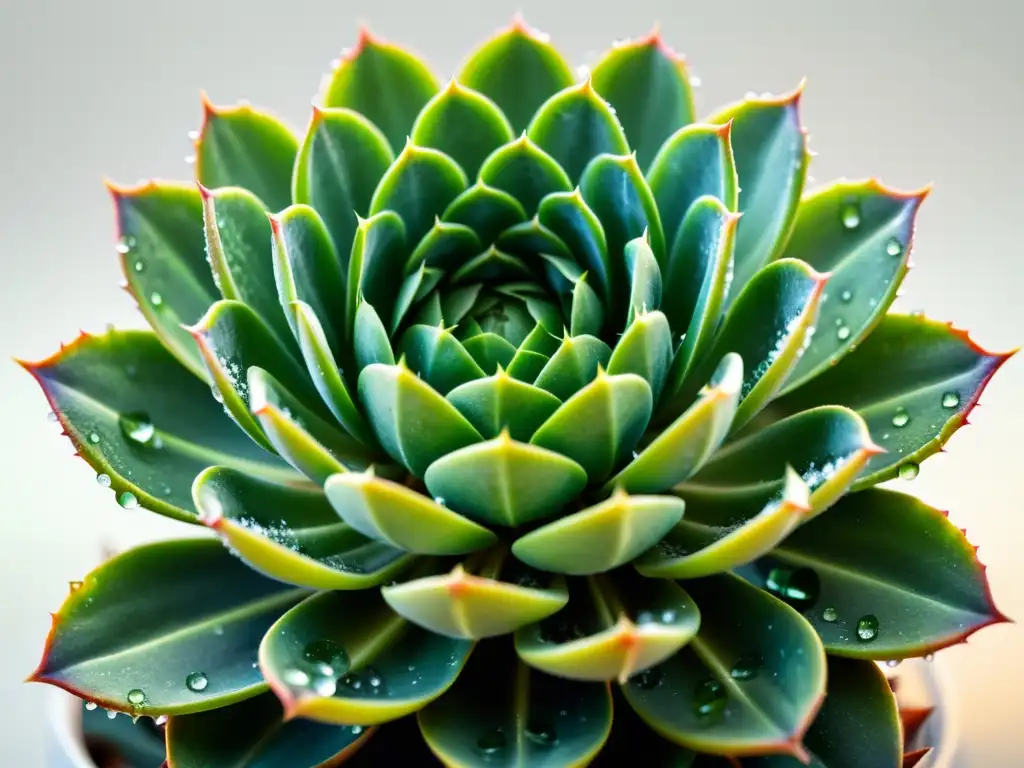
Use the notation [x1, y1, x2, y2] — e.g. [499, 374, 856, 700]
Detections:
[462, 332, 518, 373]
[346, 211, 407, 337]
[452, 246, 531, 285]
[570, 272, 606, 337]
[445, 368, 562, 441]
[538, 189, 611, 302]
[532, 334, 612, 401]
[607, 309, 674, 402]
[353, 300, 396, 371]
[497, 215, 574, 260]
[624, 236, 662, 325]
[479, 135, 572, 216]
[398, 324, 486, 395]
[407, 218, 481, 273]
[443, 181, 527, 244]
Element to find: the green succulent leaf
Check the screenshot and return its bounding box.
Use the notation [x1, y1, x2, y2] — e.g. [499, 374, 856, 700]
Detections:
[611, 353, 742, 494]
[418, 638, 612, 768]
[110, 181, 217, 378]
[606, 310, 674, 402]
[512, 490, 684, 575]
[532, 334, 611, 400]
[193, 467, 413, 591]
[260, 590, 472, 725]
[624, 236, 663, 326]
[399, 324, 487, 395]
[353, 300, 396, 371]
[622, 573, 826, 758]
[462, 332, 520, 373]
[344, 211, 408, 336]
[738, 489, 1007, 658]
[30, 539, 307, 715]
[456, 21, 575, 133]
[740, 657, 902, 768]
[497, 215, 574, 261]
[443, 182, 527, 245]
[531, 371, 652, 482]
[20, 329, 293, 523]
[424, 431, 588, 527]
[368, 143, 468, 250]
[452, 246, 532, 285]
[646, 123, 737, 261]
[411, 81, 516, 179]
[570, 272, 606, 337]
[407, 219, 482, 273]
[357, 362, 483, 476]
[321, 32, 440, 152]
[707, 88, 808, 297]
[382, 558, 569, 639]
[516, 574, 700, 683]
[590, 34, 696, 171]
[444, 369, 562, 441]
[761, 314, 1012, 487]
[538, 190, 611, 303]
[325, 469, 497, 555]
[196, 100, 298, 212]
[292, 107, 394, 266]
[166, 691, 373, 768]
[635, 466, 811, 579]
[778, 181, 928, 390]
[480, 135, 573, 216]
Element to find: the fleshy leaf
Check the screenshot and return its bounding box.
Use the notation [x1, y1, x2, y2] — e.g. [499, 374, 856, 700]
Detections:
[622, 573, 826, 758]
[292, 106, 394, 269]
[452, 246, 531, 285]
[707, 87, 808, 298]
[570, 272, 606, 337]
[527, 80, 630, 184]
[407, 219, 481, 274]
[610, 353, 742, 494]
[194, 467, 413, 591]
[29, 539, 308, 715]
[325, 469, 497, 555]
[738, 489, 1007, 658]
[411, 80, 515, 178]
[532, 334, 612, 400]
[320, 30, 440, 152]
[462, 332, 519, 373]
[590, 33, 696, 171]
[538, 190, 612, 302]
[777, 181, 928, 390]
[761, 314, 1012, 487]
[516, 573, 700, 682]
[531, 371, 653, 482]
[418, 638, 612, 767]
[20, 329, 292, 523]
[353, 300, 396, 371]
[624, 236, 663, 326]
[260, 590, 471, 725]
[442, 182, 527, 244]
[445, 368, 562, 441]
[196, 98, 298, 212]
[497, 215, 574, 261]
[646, 123, 737, 262]
[166, 692, 373, 768]
[398, 324, 486, 395]
[456, 19, 575, 133]
[109, 181, 217, 378]
[424, 431, 588, 527]
[479, 135, 572, 216]
[346, 211, 408, 337]
[512, 489, 683, 575]
[606, 309, 674, 402]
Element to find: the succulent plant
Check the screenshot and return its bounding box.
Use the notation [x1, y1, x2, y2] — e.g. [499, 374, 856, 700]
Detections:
[22, 17, 1012, 768]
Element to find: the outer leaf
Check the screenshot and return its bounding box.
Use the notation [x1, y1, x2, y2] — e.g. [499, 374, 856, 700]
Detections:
[606, 309, 674, 402]
[196, 98, 298, 212]
[29, 539, 307, 715]
[512, 490, 683, 575]
[325, 469, 497, 555]
[418, 638, 612, 768]
[368, 143, 468, 250]
[442, 182, 527, 244]
[20, 329, 292, 523]
[622, 573, 826, 759]
[533, 334, 612, 401]
[762, 314, 1012, 487]
[527, 80, 630, 184]
[260, 591, 472, 725]
[357, 362, 483, 476]
[646, 123, 737, 262]
[346, 211, 407, 338]
[738, 489, 1007, 658]
[109, 181, 216, 378]
[445, 369, 562, 441]
[538, 190, 612, 302]
[292, 106, 394, 269]
[456, 19, 575, 133]
[590, 33, 696, 171]
[707, 87, 808, 298]
[424, 431, 588, 527]
[194, 467, 413, 591]
[479, 135, 572, 216]
[320, 30, 440, 151]
[411, 80, 515, 178]
[167, 692, 372, 768]
[778, 181, 929, 390]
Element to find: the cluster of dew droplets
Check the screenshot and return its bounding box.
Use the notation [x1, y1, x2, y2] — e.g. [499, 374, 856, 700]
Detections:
[476, 718, 561, 756]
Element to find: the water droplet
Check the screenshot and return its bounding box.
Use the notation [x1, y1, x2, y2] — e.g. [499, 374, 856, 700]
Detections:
[283, 669, 310, 687]
[635, 666, 664, 690]
[840, 201, 861, 229]
[433, 496, 446, 507]
[886, 237, 903, 257]
[118, 492, 139, 510]
[96, 473, 111, 487]
[477, 727, 507, 755]
[84, 702, 98, 711]
[822, 607, 838, 623]
[891, 407, 910, 428]
[88, 432, 100, 444]
[693, 679, 727, 718]
[924, 653, 935, 662]
[840, 289, 853, 303]
[106, 710, 118, 720]
[525, 720, 558, 747]
[211, 386, 224, 403]
[185, 155, 196, 165]
[313, 676, 337, 697]
[660, 609, 677, 624]
[765, 566, 820, 611]
[856, 615, 879, 642]
[690, 75, 702, 88]
[636, 610, 655, 625]
[185, 672, 208, 692]
[132, 259, 145, 273]
[837, 325, 851, 341]
[150, 291, 163, 307]
[350, 725, 364, 735]
[127, 689, 146, 706]
[942, 391, 960, 409]
[213, 625, 224, 636]
[899, 462, 920, 480]
[886, 659, 901, 668]
[187, 129, 199, 141]
[730, 654, 763, 681]
[46, 411, 58, 423]
[69, 581, 83, 592]
[119, 412, 156, 447]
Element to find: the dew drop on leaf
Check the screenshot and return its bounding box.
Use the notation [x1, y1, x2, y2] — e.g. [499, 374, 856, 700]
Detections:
[636, 611, 655, 625]
[96, 473, 111, 487]
[729, 653, 763, 681]
[765, 566, 820, 611]
[635, 666, 664, 690]
[185, 672, 208, 692]
[126, 689, 146, 706]
[899, 462, 920, 480]
[822, 607, 838, 622]
[302, 639, 349, 679]
[886, 659, 901, 668]
[88, 432, 101, 444]
[525, 720, 558, 747]
[477, 727, 507, 755]
[313, 676, 337, 697]
[283, 669, 310, 687]
[942, 391, 960, 409]
[839, 289, 853, 303]
[118, 492, 139, 510]
[891, 407, 910, 428]
[693, 679, 727, 718]
[660, 609, 677, 624]
[837, 325, 851, 341]
[69, 581, 82, 593]
[106, 710, 118, 720]
[840, 201, 861, 229]
[924, 653, 935, 662]
[150, 292, 164, 307]
[856, 615, 879, 642]
[119, 412, 157, 448]
[46, 411, 58, 423]
[133, 260, 144, 273]
[886, 237, 903, 256]
[84, 702, 97, 711]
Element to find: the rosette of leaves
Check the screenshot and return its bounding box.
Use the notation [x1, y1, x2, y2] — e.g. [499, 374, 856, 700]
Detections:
[21, 18, 1012, 768]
